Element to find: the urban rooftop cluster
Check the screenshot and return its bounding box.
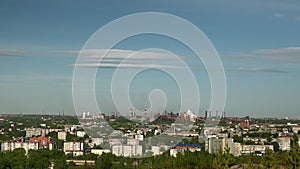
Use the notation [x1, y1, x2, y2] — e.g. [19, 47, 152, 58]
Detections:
[1, 112, 300, 168]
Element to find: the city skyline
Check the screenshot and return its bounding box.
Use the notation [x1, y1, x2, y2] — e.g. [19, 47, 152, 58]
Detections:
[0, 0, 300, 117]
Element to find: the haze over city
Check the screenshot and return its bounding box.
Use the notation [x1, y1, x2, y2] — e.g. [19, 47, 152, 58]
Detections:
[0, 0, 300, 117]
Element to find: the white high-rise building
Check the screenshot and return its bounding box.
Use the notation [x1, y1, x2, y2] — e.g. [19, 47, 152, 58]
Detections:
[112, 145, 142, 157]
[205, 138, 241, 156]
[58, 131, 66, 141]
[1, 141, 38, 154]
[63, 142, 84, 156]
[151, 146, 160, 156]
[278, 137, 291, 151]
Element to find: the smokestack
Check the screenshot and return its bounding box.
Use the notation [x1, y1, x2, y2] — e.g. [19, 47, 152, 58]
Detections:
[222, 112, 226, 119]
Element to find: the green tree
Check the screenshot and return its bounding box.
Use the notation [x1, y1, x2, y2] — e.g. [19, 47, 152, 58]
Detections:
[233, 135, 243, 143]
[271, 141, 280, 152]
[4, 148, 27, 169]
[288, 137, 300, 169]
[213, 146, 235, 169]
[95, 153, 115, 169]
[245, 140, 255, 145]
[262, 148, 276, 168]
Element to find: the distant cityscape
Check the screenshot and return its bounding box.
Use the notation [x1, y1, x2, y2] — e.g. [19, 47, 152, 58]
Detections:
[1, 111, 300, 168]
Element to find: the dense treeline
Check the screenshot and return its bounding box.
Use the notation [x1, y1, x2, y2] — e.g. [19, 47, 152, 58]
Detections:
[1, 139, 300, 169]
[0, 148, 298, 169]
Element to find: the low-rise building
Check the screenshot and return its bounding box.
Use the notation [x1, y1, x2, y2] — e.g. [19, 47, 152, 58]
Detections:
[241, 145, 273, 155]
[49, 128, 63, 132]
[76, 131, 86, 137]
[91, 138, 103, 146]
[91, 149, 111, 155]
[127, 138, 139, 145]
[29, 136, 52, 149]
[170, 144, 201, 157]
[292, 126, 300, 134]
[66, 160, 95, 166]
[25, 128, 49, 137]
[135, 134, 144, 141]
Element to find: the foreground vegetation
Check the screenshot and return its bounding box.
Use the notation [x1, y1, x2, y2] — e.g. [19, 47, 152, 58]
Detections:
[1, 140, 300, 169]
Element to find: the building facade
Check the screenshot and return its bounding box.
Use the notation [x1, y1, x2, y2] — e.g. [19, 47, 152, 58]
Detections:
[112, 145, 142, 157]
[63, 142, 84, 156]
[1, 141, 38, 154]
[277, 137, 291, 151]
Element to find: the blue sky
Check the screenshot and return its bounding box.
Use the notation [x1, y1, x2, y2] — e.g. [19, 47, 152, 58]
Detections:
[0, 0, 300, 117]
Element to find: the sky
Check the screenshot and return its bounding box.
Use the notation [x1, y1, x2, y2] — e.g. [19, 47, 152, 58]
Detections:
[0, 0, 300, 117]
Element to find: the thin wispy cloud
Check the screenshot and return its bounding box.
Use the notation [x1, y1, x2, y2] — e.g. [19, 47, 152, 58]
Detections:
[253, 47, 300, 62]
[227, 67, 288, 73]
[224, 53, 259, 60]
[272, 12, 300, 22]
[0, 74, 71, 82]
[70, 49, 291, 73]
[0, 74, 71, 86]
[228, 47, 300, 63]
[68, 49, 191, 70]
[0, 49, 26, 57]
[74, 62, 286, 73]
[253, 47, 300, 54]
[273, 13, 285, 18]
[51, 49, 185, 60]
[72, 63, 189, 69]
